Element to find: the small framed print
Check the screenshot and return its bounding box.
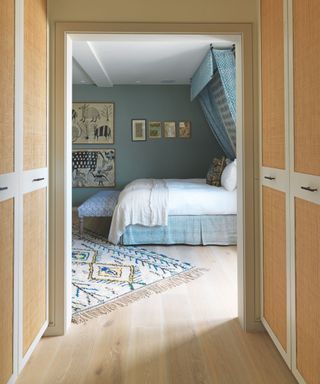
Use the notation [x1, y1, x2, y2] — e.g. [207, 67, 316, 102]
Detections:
[148, 121, 162, 139]
[132, 119, 146, 141]
[163, 121, 176, 138]
[178, 121, 191, 138]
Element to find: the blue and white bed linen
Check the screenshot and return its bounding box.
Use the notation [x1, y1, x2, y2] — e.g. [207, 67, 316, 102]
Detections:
[109, 178, 237, 245]
[121, 214, 237, 246]
[109, 179, 169, 244]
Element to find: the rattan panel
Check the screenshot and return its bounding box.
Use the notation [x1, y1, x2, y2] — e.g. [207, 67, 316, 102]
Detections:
[0, 199, 14, 384]
[23, 188, 46, 355]
[0, 0, 15, 175]
[263, 186, 287, 350]
[295, 198, 320, 384]
[261, 0, 285, 169]
[24, 0, 47, 170]
[293, 0, 320, 176]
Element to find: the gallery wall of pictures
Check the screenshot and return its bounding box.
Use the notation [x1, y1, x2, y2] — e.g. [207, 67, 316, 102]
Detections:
[72, 103, 192, 188]
[72, 85, 224, 201]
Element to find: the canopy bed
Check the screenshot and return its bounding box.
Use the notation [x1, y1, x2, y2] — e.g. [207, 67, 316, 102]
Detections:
[77, 46, 237, 246]
[112, 46, 238, 246]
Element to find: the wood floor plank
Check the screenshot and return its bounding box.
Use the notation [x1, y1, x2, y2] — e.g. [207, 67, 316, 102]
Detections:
[17, 245, 296, 384]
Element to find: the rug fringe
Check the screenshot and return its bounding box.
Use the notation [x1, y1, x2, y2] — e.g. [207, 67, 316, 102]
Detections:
[72, 267, 208, 324]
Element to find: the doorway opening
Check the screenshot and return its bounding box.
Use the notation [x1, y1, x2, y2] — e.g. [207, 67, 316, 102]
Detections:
[68, 32, 241, 324]
[48, 23, 256, 336]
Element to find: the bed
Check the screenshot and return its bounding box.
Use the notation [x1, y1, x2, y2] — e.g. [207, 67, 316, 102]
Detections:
[108, 178, 237, 246]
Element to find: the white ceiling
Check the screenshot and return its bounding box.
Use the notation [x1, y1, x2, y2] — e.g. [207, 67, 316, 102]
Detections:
[72, 34, 235, 87]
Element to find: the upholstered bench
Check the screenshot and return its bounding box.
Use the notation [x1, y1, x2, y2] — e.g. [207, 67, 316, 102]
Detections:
[77, 190, 120, 238]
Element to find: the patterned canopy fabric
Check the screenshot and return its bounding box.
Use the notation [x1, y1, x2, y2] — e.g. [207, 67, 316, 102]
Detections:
[212, 49, 237, 124]
[191, 48, 236, 159]
[190, 50, 216, 101]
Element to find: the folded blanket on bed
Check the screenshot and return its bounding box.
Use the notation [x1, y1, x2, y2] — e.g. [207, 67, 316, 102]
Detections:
[108, 179, 169, 244]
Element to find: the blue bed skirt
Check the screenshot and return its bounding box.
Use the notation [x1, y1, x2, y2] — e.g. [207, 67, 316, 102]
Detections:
[121, 215, 237, 246]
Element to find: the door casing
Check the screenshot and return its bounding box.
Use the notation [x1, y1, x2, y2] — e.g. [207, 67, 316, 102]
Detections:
[47, 22, 258, 335]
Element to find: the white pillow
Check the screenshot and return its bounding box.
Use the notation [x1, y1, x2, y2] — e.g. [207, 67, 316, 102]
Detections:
[221, 159, 237, 191]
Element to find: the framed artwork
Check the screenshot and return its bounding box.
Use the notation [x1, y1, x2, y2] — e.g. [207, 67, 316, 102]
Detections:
[132, 119, 146, 141]
[148, 121, 162, 139]
[72, 102, 114, 144]
[72, 149, 115, 188]
[163, 121, 176, 138]
[178, 121, 191, 138]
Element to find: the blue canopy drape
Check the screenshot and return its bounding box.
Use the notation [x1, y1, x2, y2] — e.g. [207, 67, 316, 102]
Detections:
[212, 49, 236, 123]
[198, 73, 236, 159]
[190, 50, 215, 101]
[191, 47, 236, 159]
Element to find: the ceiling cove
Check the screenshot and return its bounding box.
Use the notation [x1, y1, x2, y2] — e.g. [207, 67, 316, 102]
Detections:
[72, 34, 235, 86]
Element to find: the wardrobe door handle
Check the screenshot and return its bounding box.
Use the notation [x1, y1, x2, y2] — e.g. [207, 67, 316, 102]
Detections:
[264, 176, 276, 181]
[0, 187, 8, 191]
[33, 177, 45, 182]
[301, 186, 318, 192]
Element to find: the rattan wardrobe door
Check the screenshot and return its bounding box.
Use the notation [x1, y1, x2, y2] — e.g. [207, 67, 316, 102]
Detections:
[262, 187, 287, 350]
[23, 0, 47, 171]
[293, 0, 320, 176]
[0, 2, 16, 383]
[0, 0, 14, 175]
[261, 0, 285, 169]
[260, 0, 290, 365]
[23, 189, 47, 355]
[292, 2, 320, 383]
[22, 0, 48, 363]
[295, 198, 320, 384]
[0, 199, 14, 384]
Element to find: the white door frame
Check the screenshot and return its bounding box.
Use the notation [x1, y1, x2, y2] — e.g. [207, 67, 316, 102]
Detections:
[47, 22, 259, 336]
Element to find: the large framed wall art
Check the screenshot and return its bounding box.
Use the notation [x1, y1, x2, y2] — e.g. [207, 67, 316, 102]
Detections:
[72, 102, 114, 144]
[72, 149, 115, 188]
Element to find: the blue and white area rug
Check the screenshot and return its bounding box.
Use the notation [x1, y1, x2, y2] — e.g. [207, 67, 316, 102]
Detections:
[72, 230, 206, 323]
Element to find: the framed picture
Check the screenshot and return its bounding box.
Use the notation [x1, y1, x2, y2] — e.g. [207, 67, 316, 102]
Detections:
[148, 121, 162, 139]
[163, 121, 177, 138]
[72, 102, 114, 144]
[132, 119, 146, 141]
[178, 121, 191, 138]
[72, 149, 115, 188]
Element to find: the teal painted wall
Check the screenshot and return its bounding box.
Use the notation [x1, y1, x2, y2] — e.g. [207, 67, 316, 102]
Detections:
[73, 84, 223, 206]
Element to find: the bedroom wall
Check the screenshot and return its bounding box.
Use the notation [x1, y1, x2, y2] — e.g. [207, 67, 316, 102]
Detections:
[72, 84, 222, 206]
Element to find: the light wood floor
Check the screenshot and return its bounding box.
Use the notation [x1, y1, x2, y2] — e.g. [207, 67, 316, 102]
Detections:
[17, 244, 296, 384]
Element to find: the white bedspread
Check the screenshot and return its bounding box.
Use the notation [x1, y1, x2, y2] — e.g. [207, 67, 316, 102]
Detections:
[108, 178, 237, 244]
[166, 179, 237, 215]
[108, 179, 169, 244]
